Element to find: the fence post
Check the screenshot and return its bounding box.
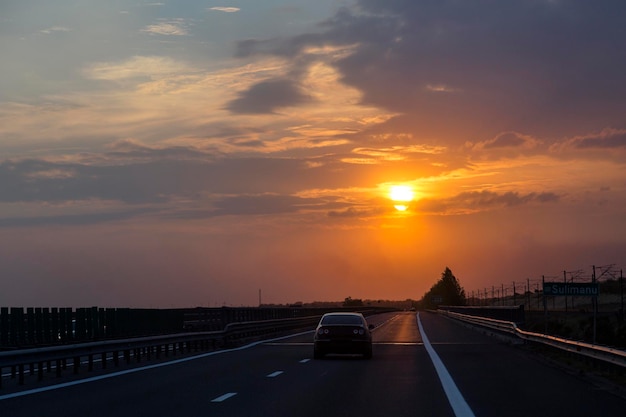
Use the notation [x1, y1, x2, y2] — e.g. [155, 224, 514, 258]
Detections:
[0, 307, 8, 347]
[10, 308, 24, 347]
[76, 308, 86, 341]
[43, 308, 51, 344]
[35, 307, 44, 345]
[27, 307, 35, 345]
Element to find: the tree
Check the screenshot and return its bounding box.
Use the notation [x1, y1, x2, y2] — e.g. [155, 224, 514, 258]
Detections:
[421, 267, 467, 309]
[343, 296, 364, 307]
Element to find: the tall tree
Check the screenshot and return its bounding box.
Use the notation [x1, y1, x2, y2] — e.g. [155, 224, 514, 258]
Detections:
[421, 267, 467, 308]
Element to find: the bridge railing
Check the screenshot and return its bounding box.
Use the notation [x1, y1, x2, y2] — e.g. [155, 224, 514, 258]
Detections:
[438, 309, 626, 368]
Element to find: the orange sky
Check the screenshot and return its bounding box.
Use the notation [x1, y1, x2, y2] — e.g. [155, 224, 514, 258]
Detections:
[1, 1, 625, 307]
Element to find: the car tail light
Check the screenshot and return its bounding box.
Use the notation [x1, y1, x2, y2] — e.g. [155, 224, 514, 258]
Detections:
[318, 328, 329, 335]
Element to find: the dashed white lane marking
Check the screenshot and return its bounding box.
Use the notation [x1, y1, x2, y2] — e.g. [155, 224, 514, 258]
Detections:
[211, 392, 237, 402]
[417, 313, 476, 417]
[0, 330, 314, 401]
[266, 371, 283, 378]
[299, 359, 311, 363]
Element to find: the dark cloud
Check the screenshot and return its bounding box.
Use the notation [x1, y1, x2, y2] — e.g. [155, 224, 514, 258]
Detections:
[484, 132, 528, 149]
[0, 208, 155, 228]
[455, 190, 560, 208]
[237, 0, 626, 140]
[0, 147, 362, 226]
[225, 78, 312, 114]
[419, 190, 560, 214]
[211, 194, 313, 216]
[327, 206, 382, 218]
[0, 151, 319, 206]
[565, 129, 626, 150]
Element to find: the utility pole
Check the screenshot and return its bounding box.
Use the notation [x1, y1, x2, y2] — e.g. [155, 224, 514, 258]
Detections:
[619, 269, 624, 321]
[592, 265, 597, 344]
[543, 275, 547, 334]
[513, 281, 516, 306]
[563, 271, 567, 313]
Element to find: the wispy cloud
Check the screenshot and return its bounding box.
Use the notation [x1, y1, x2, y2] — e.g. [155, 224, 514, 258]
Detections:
[209, 7, 241, 13]
[471, 132, 542, 152]
[425, 84, 459, 93]
[418, 190, 560, 216]
[141, 19, 190, 36]
[40, 26, 71, 35]
[83, 56, 192, 81]
[552, 128, 626, 152]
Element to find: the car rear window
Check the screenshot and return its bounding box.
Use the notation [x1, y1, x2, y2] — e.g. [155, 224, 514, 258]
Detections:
[321, 314, 364, 325]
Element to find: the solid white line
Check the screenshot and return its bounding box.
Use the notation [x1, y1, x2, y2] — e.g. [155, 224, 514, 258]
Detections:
[417, 313, 476, 417]
[211, 392, 237, 402]
[0, 329, 313, 401]
[266, 371, 283, 378]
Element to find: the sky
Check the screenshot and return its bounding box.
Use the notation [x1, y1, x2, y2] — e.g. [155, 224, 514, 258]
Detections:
[1, 0, 625, 308]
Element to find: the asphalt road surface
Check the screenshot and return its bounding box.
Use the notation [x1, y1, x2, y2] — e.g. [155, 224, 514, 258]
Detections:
[2, 311, 625, 416]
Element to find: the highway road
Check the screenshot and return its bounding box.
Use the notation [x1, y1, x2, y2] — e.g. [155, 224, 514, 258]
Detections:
[2, 311, 626, 416]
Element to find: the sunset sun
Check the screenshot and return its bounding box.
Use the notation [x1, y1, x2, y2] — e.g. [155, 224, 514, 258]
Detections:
[389, 185, 415, 211]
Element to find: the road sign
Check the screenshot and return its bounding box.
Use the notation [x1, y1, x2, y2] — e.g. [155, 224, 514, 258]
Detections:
[543, 282, 599, 296]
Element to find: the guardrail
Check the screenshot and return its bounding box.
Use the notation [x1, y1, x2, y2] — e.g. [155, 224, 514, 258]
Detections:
[0, 316, 320, 389]
[438, 309, 626, 368]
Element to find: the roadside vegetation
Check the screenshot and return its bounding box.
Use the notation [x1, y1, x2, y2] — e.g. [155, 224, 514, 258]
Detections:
[417, 267, 467, 310]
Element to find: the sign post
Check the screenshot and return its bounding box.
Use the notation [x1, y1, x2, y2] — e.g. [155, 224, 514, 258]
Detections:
[542, 280, 600, 343]
[542, 282, 599, 296]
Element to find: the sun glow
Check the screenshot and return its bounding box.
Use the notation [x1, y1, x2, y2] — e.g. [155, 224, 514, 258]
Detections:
[389, 185, 415, 212]
[390, 185, 414, 202]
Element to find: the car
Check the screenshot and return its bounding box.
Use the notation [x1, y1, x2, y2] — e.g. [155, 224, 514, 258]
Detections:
[313, 312, 374, 359]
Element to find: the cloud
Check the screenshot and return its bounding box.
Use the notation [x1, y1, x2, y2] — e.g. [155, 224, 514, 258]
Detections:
[40, 26, 71, 35]
[417, 190, 560, 215]
[327, 206, 381, 218]
[83, 56, 192, 81]
[141, 19, 190, 36]
[211, 194, 313, 216]
[341, 144, 446, 165]
[234, 0, 626, 143]
[553, 128, 626, 151]
[471, 132, 541, 152]
[0, 208, 155, 228]
[209, 7, 240, 13]
[425, 84, 459, 93]
[225, 78, 312, 114]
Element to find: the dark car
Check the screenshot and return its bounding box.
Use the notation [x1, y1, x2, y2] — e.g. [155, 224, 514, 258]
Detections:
[313, 312, 374, 359]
